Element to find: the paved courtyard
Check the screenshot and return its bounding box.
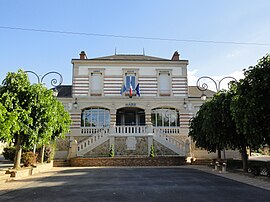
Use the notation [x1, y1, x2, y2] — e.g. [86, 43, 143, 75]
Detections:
[0, 167, 270, 202]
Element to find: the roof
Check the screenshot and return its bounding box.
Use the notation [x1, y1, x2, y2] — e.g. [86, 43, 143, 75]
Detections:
[55, 85, 72, 98]
[188, 86, 216, 98]
[90, 54, 171, 61]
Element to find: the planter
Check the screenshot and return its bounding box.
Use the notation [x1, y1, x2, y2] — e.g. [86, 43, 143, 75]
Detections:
[6, 161, 53, 179]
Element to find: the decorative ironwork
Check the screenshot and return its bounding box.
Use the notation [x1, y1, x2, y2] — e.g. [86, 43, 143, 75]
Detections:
[196, 76, 237, 92]
[25, 70, 63, 87]
[196, 76, 237, 100]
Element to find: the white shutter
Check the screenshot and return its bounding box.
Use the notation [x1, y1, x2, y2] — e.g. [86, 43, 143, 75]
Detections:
[159, 72, 170, 95]
[91, 73, 102, 95]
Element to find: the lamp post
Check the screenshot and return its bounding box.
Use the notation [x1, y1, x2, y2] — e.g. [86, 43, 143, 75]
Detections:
[196, 75, 237, 159]
[196, 76, 237, 100]
[25, 70, 63, 153]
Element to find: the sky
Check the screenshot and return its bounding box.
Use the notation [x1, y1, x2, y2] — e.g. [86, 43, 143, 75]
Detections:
[1, 0, 270, 91]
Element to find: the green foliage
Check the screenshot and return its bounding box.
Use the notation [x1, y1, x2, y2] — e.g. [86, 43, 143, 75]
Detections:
[0, 69, 32, 145]
[189, 91, 236, 153]
[231, 54, 270, 148]
[150, 144, 155, 157]
[21, 151, 37, 167]
[190, 54, 270, 172]
[109, 144, 114, 157]
[0, 69, 71, 169]
[2, 146, 16, 161]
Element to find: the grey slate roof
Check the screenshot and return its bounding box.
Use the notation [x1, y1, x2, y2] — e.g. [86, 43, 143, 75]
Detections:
[55, 85, 72, 98]
[188, 86, 215, 98]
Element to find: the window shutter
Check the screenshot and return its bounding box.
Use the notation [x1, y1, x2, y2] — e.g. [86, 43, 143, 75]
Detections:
[91, 73, 102, 95]
[159, 72, 170, 95]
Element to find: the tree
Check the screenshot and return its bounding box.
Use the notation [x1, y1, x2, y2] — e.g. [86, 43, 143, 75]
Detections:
[0, 69, 71, 168]
[0, 70, 33, 169]
[28, 83, 70, 163]
[0, 102, 14, 141]
[189, 91, 237, 159]
[231, 54, 270, 171]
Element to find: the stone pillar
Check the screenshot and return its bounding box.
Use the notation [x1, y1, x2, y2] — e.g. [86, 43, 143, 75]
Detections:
[145, 109, 152, 126]
[67, 139, 78, 159]
[110, 109, 117, 127]
[109, 136, 115, 147]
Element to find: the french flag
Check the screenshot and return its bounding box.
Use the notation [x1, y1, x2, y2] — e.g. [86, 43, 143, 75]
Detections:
[135, 83, 140, 96]
[129, 82, 133, 97]
[120, 84, 126, 95]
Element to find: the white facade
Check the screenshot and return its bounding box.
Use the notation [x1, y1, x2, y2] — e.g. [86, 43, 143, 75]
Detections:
[56, 51, 240, 160]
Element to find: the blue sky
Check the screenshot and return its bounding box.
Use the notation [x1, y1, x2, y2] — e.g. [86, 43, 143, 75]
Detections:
[1, 0, 270, 89]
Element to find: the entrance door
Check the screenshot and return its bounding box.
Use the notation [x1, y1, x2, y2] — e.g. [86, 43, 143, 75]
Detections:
[116, 107, 145, 126]
[125, 111, 136, 125]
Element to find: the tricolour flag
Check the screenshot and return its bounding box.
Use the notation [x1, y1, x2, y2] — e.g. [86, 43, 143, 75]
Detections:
[120, 84, 126, 95]
[129, 76, 133, 98]
[135, 83, 140, 96]
[129, 83, 133, 97]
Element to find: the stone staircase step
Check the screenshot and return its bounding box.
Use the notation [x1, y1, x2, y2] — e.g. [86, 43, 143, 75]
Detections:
[53, 160, 70, 167]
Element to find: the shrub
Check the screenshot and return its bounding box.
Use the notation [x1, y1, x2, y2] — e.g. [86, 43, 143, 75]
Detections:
[2, 147, 16, 161]
[109, 144, 114, 157]
[21, 151, 37, 167]
[44, 145, 55, 163]
[150, 144, 155, 157]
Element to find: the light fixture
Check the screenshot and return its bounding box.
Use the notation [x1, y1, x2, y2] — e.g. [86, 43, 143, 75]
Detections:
[201, 93, 207, 101]
[73, 98, 78, 109]
[52, 88, 58, 97]
[183, 98, 187, 109]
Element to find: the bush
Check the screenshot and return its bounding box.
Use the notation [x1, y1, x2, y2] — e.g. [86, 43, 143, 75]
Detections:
[21, 151, 37, 167]
[2, 147, 16, 161]
[248, 161, 270, 177]
[150, 144, 155, 157]
[109, 144, 114, 157]
[226, 159, 243, 170]
[44, 145, 55, 163]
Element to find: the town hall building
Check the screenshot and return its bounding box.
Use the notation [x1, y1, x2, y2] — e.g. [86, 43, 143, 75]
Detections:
[55, 51, 240, 160]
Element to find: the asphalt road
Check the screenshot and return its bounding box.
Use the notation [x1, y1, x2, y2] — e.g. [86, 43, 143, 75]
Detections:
[1, 167, 270, 202]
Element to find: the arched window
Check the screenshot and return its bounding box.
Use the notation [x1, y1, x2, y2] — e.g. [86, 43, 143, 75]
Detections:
[151, 108, 179, 127]
[81, 107, 110, 128]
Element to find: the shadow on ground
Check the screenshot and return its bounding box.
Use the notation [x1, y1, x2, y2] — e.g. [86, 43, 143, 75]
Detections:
[1, 167, 270, 202]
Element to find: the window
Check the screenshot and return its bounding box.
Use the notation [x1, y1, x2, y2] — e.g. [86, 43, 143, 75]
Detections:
[126, 75, 136, 90]
[81, 108, 110, 128]
[158, 71, 171, 96]
[90, 72, 102, 96]
[151, 108, 179, 127]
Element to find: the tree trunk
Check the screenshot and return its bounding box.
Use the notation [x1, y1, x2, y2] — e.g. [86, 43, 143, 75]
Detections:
[217, 149, 221, 159]
[241, 146, 248, 172]
[40, 144, 45, 164]
[13, 135, 22, 169]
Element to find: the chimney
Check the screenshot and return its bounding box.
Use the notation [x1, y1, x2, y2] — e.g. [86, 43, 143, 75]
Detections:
[171, 51, 180, 61]
[80, 51, 87, 59]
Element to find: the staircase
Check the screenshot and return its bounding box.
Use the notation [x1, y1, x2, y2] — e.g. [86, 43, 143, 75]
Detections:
[153, 132, 186, 156]
[77, 129, 109, 156]
[53, 160, 70, 167]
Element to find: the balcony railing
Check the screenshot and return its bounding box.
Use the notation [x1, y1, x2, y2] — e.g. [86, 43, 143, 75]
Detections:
[79, 126, 181, 136]
[114, 125, 147, 134]
[153, 127, 180, 134]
